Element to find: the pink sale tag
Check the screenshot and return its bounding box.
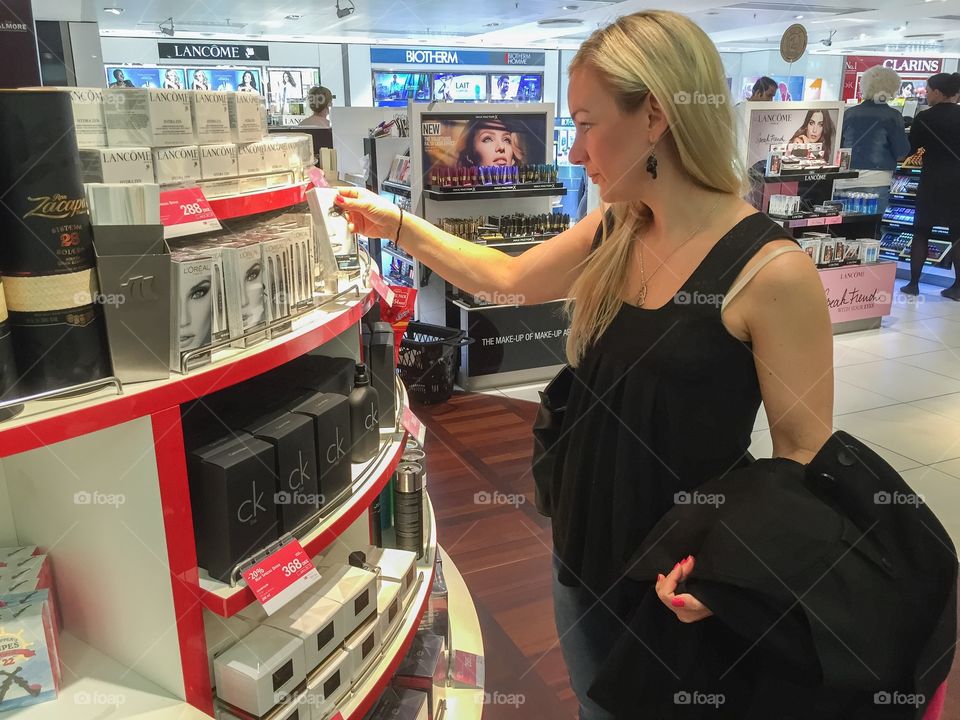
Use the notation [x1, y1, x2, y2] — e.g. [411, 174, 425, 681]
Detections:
[243, 540, 320, 615]
[402, 406, 426, 445]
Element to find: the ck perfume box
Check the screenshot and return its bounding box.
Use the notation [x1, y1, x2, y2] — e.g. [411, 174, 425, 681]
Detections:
[201, 144, 239, 180]
[289, 392, 352, 505]
[229, 93, 265, 144]
[191, 91, 233, 145]
[214, 625, 306, 716]
[153, 145, 201, 186]
[80, 147, 154, 185]
[104, 88, 195, 147]
[187, 432, 279, 583]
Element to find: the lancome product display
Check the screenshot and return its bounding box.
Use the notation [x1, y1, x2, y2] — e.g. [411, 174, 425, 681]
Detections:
[0, 90, 111, 398]
[45, 87, 108, 148]
[191, 91, 233, 145]
[104, 88, 195, 147]
[153, 145, 202, 185]
[201, 144, 240, 179]
[80, 147, 155, 184]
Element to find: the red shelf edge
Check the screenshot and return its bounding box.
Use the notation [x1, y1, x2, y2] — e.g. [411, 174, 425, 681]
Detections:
[344, 562, 436, 720]
[0, 291, 375, 460]
[200, 430, 408, 617]
[208, 182, 309, 221]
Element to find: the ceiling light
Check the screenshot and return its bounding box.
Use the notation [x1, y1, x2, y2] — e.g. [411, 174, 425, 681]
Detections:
[537, 18, 583, 26]
[103, 6, 123, 14]
[562, 4, 579, 9]
[859, 32, 867, 39]
[285, 14, 303, 20]
[794, 14, 803, 18]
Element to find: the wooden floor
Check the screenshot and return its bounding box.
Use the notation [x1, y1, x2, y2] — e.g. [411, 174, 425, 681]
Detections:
[419, 389, 960, 720]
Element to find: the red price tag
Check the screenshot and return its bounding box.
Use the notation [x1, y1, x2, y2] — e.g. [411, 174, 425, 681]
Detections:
[402, 405, 426, 445]
[242, 540, 320, 615]
[159, 187, 221, 239]
[369, 265, 396, 307]
[329, 714, 344, 720]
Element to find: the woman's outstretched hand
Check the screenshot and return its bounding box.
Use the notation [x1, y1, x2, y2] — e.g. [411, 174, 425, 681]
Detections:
[334, 188, 402, 240]
[656, 556, 714, 623]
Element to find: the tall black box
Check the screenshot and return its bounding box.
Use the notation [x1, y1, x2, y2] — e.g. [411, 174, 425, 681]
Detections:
[290, 392, 353, 507]
[187, 432, 279, 583]
[243, 411, 320, 533]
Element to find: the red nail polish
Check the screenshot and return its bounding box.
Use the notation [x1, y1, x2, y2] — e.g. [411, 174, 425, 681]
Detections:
[674, 563, 681, 572]
[334, 195, 345, 204]
[671, 598, 686, 608]
[680, 557, 688, 566]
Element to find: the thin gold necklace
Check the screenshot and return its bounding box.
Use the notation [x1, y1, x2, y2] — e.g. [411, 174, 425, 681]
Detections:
[636, 196, 724, 306]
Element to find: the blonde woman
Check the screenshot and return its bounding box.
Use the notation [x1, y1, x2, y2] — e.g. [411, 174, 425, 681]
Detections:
[336, 11, 833, 718]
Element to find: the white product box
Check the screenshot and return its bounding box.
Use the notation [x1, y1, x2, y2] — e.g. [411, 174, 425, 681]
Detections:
[79, 147, 154, 185]
[238, 143, 266, 176]
[304, 649, 352, 718]
[265, 586, 346, 674]
[201, 144, 239, 180]
[214, 625, 306, 716]
[201, 178, 240, 199]
[153, 145, 201, 186]
[377, 578, 403, 641]
[261, 139, 289, 173]
[191, 91, 232, 145]
[205, 613, 259, 687]
[316, 564, 378, 639]
[344, 614, 382, 683]
[171, 254, 215, 371]
[307, 188, 359, 273]
[222, 241, 267, 345]
[229, 92, 265, 144]
[104, 88, 195, 147]
[366, 547, 418, 602]
[51, 87, 107, 147]
[860, 240, 881, 264]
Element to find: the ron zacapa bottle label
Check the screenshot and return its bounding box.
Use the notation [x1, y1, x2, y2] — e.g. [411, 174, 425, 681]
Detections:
[0, 90, 110, 395]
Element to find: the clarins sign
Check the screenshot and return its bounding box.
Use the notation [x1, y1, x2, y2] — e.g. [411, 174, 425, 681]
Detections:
[158, 42, 270, 61]
[842, 55, 945, 100]
[882, 58, 943, 74]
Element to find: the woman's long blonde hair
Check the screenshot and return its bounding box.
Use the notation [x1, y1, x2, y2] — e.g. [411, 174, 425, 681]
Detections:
[564, 11, 747, 365]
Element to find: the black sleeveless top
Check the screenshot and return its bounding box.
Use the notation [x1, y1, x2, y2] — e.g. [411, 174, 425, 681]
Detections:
[551, 212, 795, 610]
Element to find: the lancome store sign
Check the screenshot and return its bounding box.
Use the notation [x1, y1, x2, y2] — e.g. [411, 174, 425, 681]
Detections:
[158, 42, 270, 61]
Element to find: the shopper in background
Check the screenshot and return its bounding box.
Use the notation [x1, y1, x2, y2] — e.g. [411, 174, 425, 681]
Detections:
[836, 66, 910, 215]
[902, 71, 960, 299]
[299, 86, 333, 128]
[335, 10, 843, 718]
[748, 75, 777, 101]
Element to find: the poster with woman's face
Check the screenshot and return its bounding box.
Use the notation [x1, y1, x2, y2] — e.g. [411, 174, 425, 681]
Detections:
[189, 68, 262, 94]
[745, 104, 842, 169]
[420, 113, 547, 181]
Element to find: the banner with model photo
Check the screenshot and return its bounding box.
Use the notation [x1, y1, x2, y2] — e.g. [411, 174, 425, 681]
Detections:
[186, 67, 262, 94]
[744, 102, 843, 170]
[420, 112, 548, 184]
[106, 66, 187, 89]
[842, 55, 945, 101]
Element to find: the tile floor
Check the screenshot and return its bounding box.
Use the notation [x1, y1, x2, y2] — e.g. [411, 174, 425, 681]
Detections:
[483, 282, 960, 549]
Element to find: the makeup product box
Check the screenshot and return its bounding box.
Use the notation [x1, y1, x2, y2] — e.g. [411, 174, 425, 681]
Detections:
[798, 238, 821, 264]
[307, 188, 359, 274]
[344, 614, 382, 683]
[192, 91, 233, 145]
[370, 688, 429, 720]
[263, 584, 346, 673]
[243, 411, 320, 532]
[0, 547, 41, 568]
[366, 547, 417, 603]
[289, 393, 352, 506]
[377, 578, 403, 641]
[839, 239, 861, 264]
[261, 139, 289, 174]
[261, 238, 293, 330]
[304, 648, 351, 718]
[201, 144, 240, 180]
[153, 145, 201, 186]
[393, 631, 447, 720]
[0, 601, 61, 712]
[80, 147, 154, 184]
[819, 239, 836, 265]
[214, 625, 306, 716]
[860, 240, 881, 264]
[238, 143, 266, 176]
[171, 253, 214, 371]
[54, 87, 108, 147]
[187, 432, 279, 583]
[205, 613, 259, 687]
[104, 88, 195, 147]
[229, 93, 266, 144]
[222, 241, 267, 346]
[314, 563, 378, 639]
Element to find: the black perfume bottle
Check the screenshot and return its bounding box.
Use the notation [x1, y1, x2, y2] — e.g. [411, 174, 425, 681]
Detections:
[349, 364, 380, 463]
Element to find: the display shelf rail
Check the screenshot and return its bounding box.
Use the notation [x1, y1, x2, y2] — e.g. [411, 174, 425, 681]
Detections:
[763, 170, 860, 183]
[771, 214, 843, 228]
[440, 547, 486, 720]
[207, 181, 311, 221]
[7, 632, 210, 720]
[425, 184, 566, 201]
[0, 288, 376, 460]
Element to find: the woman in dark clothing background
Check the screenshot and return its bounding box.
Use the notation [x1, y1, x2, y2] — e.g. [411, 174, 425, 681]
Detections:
[902, 72, 960, 300]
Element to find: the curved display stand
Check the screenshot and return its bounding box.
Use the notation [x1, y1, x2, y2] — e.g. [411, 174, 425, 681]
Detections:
[441, 548, 486, 720]
[207, 182, 311, 221]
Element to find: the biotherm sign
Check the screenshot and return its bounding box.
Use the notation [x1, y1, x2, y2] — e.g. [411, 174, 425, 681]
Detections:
[370, 48, 545, 66]
[842, 55, 945, 101]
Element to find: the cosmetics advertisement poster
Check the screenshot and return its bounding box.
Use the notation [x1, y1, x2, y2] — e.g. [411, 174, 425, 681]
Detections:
[106, 66, 186, 89]
[419, 113, 547, 184]
[268, 69, 306, 100]
[374, 72, 432, 107]
[745, 104, 842, 169]
[433, 74, 488, 102]
[740, 75, 805, 102]
[490, 74, 543, 102]
[187, 67, 262, 93]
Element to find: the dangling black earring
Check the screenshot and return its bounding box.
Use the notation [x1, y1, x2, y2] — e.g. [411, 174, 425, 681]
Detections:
[646, 150, 658, 179]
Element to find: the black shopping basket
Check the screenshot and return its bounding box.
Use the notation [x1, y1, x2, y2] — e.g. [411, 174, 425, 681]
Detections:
[398, 321, 473, 404]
